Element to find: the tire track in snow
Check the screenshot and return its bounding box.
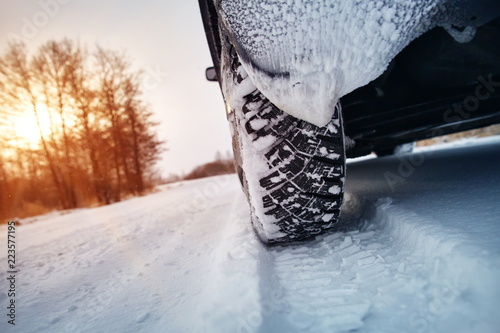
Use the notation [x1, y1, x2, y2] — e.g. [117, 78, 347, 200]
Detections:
[263, 222, 385, 332]
[258, 194, 500, 332]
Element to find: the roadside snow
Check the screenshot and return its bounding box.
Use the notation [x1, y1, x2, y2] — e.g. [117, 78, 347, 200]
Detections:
[414, 135, 500, 153]
[1, 176, 260, 333]
[1, 139, 499, 332]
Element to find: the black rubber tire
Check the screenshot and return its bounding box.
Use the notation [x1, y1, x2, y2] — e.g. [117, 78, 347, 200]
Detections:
[222, 41, 346, 244]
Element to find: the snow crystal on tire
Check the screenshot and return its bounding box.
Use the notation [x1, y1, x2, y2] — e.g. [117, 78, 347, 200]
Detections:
[222, 41, 346, 244]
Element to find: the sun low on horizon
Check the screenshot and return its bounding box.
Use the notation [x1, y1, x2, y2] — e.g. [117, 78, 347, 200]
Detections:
[12, 103, 52, 148]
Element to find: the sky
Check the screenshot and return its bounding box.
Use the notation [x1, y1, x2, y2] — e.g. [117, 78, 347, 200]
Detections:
[0, 0, 233, 178]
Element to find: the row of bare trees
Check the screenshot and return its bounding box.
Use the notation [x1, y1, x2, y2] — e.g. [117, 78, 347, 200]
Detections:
[0, 38, 164, 220]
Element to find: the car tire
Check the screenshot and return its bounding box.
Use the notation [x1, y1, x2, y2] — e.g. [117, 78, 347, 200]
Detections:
[222, 41, 346, 244]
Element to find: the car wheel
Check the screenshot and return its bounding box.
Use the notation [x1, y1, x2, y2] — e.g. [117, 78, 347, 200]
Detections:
[222, 39, 346, 244]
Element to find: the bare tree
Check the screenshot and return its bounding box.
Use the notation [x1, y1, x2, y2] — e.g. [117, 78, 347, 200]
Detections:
[0, 42, 69, 209]
[0, 38, 165, 220]
[66, 44, 111, 205]
[33, 39, 78, 207]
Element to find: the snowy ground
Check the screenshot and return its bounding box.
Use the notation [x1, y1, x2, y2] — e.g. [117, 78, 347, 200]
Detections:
[1, 138, 499, 333]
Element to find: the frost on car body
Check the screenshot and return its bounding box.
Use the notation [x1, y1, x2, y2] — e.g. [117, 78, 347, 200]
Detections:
[220, 0, 496, 126]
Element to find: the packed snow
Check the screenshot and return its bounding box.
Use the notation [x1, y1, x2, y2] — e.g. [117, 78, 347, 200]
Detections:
[223, 51, 285, 242]
[1, 138, 500, 332]
[220, 0, 486, 126]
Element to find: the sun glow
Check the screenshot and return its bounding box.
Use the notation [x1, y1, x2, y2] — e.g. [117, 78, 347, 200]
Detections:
[14, 103, 53, 148]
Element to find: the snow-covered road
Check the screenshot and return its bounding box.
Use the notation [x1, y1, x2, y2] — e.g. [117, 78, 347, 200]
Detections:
[1, 139, 499, 333]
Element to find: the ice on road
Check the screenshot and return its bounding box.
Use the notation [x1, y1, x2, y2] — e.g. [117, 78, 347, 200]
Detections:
[1, 138, 499, 333]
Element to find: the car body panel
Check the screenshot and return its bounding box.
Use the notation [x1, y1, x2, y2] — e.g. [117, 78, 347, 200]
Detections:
[199, 0, 500, 156]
